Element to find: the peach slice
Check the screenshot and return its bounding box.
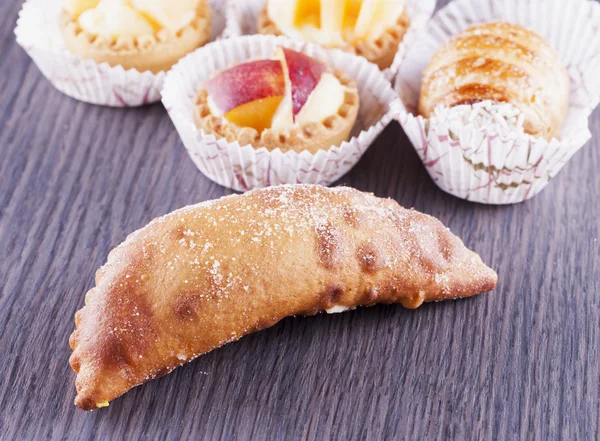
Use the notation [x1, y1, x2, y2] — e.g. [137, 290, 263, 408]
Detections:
[354, 0, 380, 39]
[281, 48, 327, 118]
[224, 96, 284, 132]
[267, 0, 405, 45]
[206, 60, 286, 130]
[342, 0, 362, 30]
[293, 0, 321, 28]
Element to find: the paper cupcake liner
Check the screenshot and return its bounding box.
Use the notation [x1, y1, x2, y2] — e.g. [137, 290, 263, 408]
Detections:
[224, 0, 435, 80]
[161, 35, 402, 191]
[14, 0, 227, 107]
[394, 0, 600, 204]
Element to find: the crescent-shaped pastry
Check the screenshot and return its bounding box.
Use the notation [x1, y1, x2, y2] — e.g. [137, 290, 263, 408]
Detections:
[69, 185, 497, 410]
[419, 21, 569, 141]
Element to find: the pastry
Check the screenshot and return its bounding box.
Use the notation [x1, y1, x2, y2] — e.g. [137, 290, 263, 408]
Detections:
[419, 21, 569, 141]
[69, 184, 497, 410]
[60, 0, 212, 73]
[257, 0, 409, 70]
[194, 47, 360, 153]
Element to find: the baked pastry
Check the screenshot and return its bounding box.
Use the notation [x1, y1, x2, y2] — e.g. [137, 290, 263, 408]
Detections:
[70, 184, 497, 410]
[419, 21, 569, 141]
[257, 0, 410, 70]
[60, 0, 211, 73]
[194, 47, 360, 154]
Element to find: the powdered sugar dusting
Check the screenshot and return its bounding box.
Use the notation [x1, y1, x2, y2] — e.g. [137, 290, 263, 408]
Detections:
[430, 101, 526, 139]
[108, 185, 495, 304]
[94, 186, 497, 311]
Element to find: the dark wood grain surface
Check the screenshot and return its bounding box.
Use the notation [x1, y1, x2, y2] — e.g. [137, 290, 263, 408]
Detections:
[1, 1, 599, 440]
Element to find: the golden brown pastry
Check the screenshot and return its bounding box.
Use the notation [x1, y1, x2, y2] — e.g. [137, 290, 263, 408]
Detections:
[419, 21, 569, 141]
[60, 0, 211, 73]
[70, 185, 497, 410]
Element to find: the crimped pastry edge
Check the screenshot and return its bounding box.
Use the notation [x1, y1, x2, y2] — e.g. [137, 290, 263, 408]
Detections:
[69, 184, 498, 409]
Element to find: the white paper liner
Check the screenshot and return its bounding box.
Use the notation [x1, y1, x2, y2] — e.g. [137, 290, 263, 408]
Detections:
[14, 0, 227, 107]
[161, 35, 402, 191]
[394, 0, 600, 204]
[224, 0, 435, 80]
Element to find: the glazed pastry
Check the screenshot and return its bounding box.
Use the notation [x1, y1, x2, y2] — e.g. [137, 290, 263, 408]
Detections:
[257, 0, 409, 70]
[419, 21, 569, 141]
[60, 0, 211, 73]
[194, 47, 359, 153]
[70, 184, 497, 410]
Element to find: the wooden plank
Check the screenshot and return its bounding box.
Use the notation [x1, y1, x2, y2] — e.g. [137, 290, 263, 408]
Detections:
[1, 0, 599, 439]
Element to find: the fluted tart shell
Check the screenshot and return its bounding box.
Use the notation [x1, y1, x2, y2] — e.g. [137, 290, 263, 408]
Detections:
[60, 0, 212, 73]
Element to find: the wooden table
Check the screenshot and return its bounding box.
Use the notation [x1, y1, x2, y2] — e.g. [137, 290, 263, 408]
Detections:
[1, 1, 599, 439]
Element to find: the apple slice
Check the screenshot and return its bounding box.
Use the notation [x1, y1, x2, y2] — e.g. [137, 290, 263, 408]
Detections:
[206, 60, 286, 131]
[280, 48, 327, 118]
[353, 0, 380, 39]
[266, 0, 296, 29]
[320, 0, 347, 33]
[369, 1, 405, 40]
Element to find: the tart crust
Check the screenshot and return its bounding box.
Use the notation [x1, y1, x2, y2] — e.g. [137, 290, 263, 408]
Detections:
[194, 69, 360, 154]
[60, 0, 211, 73]
[257, 5, 410, 70]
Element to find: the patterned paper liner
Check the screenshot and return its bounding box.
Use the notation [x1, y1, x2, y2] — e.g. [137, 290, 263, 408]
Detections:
[394, 0, 600, 204]
[224, 0, 436, 81]
[14, 0, 227, 107]
[161, 35, 402, 191]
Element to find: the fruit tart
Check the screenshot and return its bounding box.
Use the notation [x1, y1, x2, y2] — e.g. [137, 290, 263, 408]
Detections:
[256, 0, 409, 70]
[60, 0, 212, 73]
[194, 47, 360, 154]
